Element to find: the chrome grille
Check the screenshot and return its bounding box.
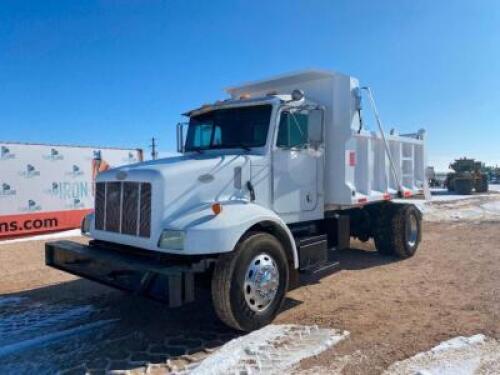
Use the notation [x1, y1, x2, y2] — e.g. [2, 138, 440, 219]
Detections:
[94, 181, 151, 238]
[139, 183, 152, 237]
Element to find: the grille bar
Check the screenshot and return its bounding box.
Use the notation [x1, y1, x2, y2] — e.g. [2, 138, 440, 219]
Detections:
[105, 182, 121, 233]
[95, 183, 105, 230]
[121, 182, 139, 235]
[139, 183, 152, 238]
[94, 181, 151, 238]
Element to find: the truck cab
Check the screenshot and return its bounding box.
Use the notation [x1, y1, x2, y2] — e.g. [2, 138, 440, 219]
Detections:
[47, 70, 424, 331]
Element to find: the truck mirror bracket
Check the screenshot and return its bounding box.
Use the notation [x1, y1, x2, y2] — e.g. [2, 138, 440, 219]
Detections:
[246, 181, 256, 202]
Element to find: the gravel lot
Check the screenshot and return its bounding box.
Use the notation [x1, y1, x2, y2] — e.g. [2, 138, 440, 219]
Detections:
[0, 192, 499, 374]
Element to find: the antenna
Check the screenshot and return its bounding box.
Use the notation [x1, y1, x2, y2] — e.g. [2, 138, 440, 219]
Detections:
[150, 137, 158, 160]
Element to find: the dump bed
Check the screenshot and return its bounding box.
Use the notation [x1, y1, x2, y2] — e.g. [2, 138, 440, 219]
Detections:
[227, 70, 426, 208]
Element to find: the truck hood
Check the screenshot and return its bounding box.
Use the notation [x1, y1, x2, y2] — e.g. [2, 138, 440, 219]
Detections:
[97, 153, 262, 225]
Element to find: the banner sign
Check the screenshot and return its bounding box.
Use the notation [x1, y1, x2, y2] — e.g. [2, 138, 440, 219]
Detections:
[0, 142, 143, 238]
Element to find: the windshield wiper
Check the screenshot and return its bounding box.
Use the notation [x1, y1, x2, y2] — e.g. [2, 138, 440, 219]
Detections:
[209, 144, 252, 151]
[235, 144, 251, 151]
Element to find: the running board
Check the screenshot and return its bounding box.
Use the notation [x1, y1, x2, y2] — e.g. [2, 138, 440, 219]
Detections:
[301, 248, 340, 275]
[296, 234, 328, 272]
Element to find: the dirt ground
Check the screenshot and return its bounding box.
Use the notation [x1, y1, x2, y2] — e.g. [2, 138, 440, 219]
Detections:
[287, 221, 500, 373]
[0, 219, 499, 373]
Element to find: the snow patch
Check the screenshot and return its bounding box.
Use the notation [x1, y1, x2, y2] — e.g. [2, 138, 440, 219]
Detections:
[397, 192, 500, 223]
[0, 319, 117, 359]
[0, 296, 117, 363]
[383, 334, 500, 375]
[489, 184, 500, 192]
[0, 296, 26, 306]
[0, 229, 81, 245]
[0, 305, 94, 342]
[0, 296, 117, 374]
[430, 334, 486, 352]
[188, 324, 349, 375]
[481, 201, 500, 215]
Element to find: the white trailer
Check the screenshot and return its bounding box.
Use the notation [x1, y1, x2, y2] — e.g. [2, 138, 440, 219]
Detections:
[46, 70, 425, 331]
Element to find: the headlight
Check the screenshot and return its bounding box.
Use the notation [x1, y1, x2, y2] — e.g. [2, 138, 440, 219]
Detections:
[158, 230, 185, 250]
[81, 214, 93, 236]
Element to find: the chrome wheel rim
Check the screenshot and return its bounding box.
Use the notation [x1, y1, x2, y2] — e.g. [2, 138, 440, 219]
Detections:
[406, 213, 418, 247]
[244, 253, 280, 313]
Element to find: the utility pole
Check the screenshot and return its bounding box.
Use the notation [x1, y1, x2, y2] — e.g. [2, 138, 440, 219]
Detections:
[150, 137, 158, 160]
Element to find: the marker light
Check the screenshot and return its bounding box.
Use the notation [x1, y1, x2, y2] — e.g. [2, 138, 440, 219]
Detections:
[211, 202, 223, 215]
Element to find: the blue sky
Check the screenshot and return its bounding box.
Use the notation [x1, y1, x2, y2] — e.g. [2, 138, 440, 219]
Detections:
[1, 1, 499, 170]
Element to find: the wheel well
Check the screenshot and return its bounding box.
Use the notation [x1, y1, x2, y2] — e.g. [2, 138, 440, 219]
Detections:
[245, 221, 296, 269]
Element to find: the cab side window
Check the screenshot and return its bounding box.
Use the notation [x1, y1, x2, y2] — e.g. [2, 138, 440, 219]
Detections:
[190, 123, 213, 148]
[276, 111, 309, 148]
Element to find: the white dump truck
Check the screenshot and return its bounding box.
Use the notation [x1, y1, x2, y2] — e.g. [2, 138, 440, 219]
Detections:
[46, 70, 426, 331]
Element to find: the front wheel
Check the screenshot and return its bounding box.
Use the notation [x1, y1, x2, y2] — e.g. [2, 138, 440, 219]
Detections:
[211, 232, 289, 331]
[454, 178, 473, 195]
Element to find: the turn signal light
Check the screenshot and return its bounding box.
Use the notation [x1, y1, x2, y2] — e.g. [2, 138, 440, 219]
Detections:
[212, 202, 223, 215]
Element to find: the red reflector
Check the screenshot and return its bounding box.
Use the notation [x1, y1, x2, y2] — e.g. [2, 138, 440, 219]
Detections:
[383, 193, 391, 200]
[358, 197, 368, 203]
[349, 151, 356, 166]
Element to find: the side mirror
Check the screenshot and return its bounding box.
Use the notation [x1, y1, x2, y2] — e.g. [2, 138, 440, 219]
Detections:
[176, 123, 188, 153]
[353, 87, 362, 111]
[308, 109, 324, 148]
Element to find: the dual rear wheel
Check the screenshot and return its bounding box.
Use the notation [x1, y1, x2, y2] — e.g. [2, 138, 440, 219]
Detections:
[374, 204, 422, 258]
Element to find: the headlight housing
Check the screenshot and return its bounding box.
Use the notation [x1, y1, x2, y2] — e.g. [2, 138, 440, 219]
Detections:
[81, 213, 93, 236]
[158, 230, 185, 250]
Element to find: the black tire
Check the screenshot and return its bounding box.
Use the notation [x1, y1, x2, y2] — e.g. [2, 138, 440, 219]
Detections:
[454, 178, 473, 195]
[445, 177, 454, 191]
[374, 204, 422, 258]
[475, 175, 489, 193]
[373, 204, 396, 255]
[211, 232, 289, 331]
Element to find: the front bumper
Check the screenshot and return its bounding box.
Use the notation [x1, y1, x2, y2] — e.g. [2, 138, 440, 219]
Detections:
[45, 240, 211, 307]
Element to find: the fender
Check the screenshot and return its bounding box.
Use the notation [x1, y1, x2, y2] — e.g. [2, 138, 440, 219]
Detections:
[163, 201, 299, 269]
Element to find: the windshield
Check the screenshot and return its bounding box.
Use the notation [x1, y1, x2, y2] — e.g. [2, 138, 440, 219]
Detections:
[185, 104, 272, 151]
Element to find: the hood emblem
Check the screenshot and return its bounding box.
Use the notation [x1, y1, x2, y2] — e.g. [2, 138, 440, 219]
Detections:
[198, 173, 214, 183]
[116, 171, 127, 180]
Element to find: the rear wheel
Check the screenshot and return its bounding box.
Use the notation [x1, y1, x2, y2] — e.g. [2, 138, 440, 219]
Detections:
[475, 174, 489, 193]
[374, 204, 422, 258]
[454, 178, 473, 195]
[211, 232, 289, 331]
[373, 204, 395, 255]
[446, 177, 454, 192]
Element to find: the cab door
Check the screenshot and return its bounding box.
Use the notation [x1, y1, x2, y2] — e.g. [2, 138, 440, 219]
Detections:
[272, 106, 325, 219]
